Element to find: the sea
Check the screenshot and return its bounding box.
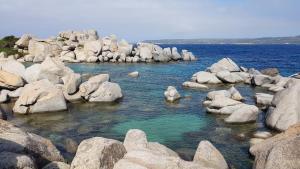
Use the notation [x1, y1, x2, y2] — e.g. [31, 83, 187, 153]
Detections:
[4, 44, 300, 169]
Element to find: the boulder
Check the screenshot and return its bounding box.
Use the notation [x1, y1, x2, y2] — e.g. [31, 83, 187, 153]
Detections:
[164, 86, 181, 102]
[225, 105, 259, 123]
[139, 44, 153, 60]
[15, 34, 32, 48]
[79, 74, 110, 99]
[181, 50, 196, 61]
[255, 93, 273, 106]
[62, 73, 81, 95]
[182, 81, 208, 89]
[118, 39, 133, 56]
[252, 75, 274, 86]
[128, 71, 139, 78]
[13, 79, 67, 114]
[28, 39, 62, 61]
[0, 70, 24, 89]
[0, 152, 37, 169]
[194, 71, 222, 84]
[124, 129, 148, 152]
[88, 81, 122, 102]
[209, 97, 242, 109]
[261, 68, 279, 77]
[113, 159, 148, 169]
[266, 79, 300, 131]
[171, 47, 182, 61]
[216, 70, 244, 83]
[0, 120, 64, 168]
[0, 59, 26, 78]
[193, 140, 228, 169]
[206, 90, 231, 100]
[42, 161, 70, 169]
[228, 86, 243, 101]
[253, 131, 272, 139]
[70, 137, 126, 169]
[208, 58, 240, 73]
[0, 90, 9, 103]
[207, 104, 245, 115]
[250, 123, 300, 169]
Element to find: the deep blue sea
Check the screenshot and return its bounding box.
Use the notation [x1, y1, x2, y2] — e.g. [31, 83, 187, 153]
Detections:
[5, 44, 300, 169]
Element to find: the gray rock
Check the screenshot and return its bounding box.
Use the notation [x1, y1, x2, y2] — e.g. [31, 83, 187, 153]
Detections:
[261, 68, 279, 77]
[16, 34, 32, 48]
[164, 86, 181, 102]
[208, 58, 240, 73]
[182, 81, 208, 89]
[0, 59, 26, 79]
[216, 70, 244, 83]
[70, 137, 126, 169]
[0, 70, 24, 89]
[171, 47, 182, 60]
[194, 71, 222, 84]
[62, 73, 81, 95]
[252, 75, 274, 86]
[124, 129, 148, 152]
[79, 74, 109, 99]
[0, 152, 37, 169]
[225, 105, 259, 123]
[88, 81, 122, 102]
[42, 161, 70, 169]
[255, 93, 273, 106]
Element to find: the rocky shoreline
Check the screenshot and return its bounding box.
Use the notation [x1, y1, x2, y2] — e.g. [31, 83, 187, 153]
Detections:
[0, 30, 196, 63]
[0, 36, 300, 168]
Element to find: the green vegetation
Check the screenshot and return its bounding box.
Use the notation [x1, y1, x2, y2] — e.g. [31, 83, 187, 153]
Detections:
[0, 36, 21, 56]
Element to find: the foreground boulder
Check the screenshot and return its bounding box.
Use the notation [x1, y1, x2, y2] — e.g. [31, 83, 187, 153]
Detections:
[250, 123, 300, 169]
[193, 141, 228, 169]
[13, 79, 67, 114]
[0, 70, 24, 89]
[164, 86, 181, 102]
[71, 137, 126, 169]
[266, 79, 300, 131]
[79, 74, 110, 99]
[0, 120, 64, 168]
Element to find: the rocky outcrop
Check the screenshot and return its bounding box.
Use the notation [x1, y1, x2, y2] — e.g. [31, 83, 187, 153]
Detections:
[79, 74, 110, 99]
[13, 79, 67, 114]
[164, 86, 181, 102]
[266, 79, 300, 131]
[250, 123, 300, 169]
[0, 120, 64, 168]
[70, 137, 126, 169]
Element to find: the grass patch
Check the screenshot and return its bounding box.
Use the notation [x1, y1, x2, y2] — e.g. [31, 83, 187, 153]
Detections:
[0, 35, 22, 56]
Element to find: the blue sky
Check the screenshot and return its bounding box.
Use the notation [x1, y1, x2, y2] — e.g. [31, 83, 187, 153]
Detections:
[1, 0, 300, 41]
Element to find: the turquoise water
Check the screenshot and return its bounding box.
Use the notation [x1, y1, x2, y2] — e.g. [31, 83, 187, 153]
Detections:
[4, 45, 300, 169]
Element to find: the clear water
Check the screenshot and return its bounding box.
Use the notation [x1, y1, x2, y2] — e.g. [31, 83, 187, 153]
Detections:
[3, 45, 300, 169]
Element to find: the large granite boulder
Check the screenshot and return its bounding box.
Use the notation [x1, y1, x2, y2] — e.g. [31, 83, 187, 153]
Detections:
[216, 70, 244, 83]
[0, 59, 26, 78]
[193, 140, 228, 169]
[79, 74, 110, 99]
[88, 81, 123, 102]
[250, 123, 300, 169]
[83, 40, 102, 57]
[255, 93, 274, 107]
[62, 73, 81, 95]
[252, 75, 274, 86]
[28, 39, 62, 62]
[0, 152, 37, 169]
[171, 47, 182, 61]
[266, 79, 300, 131]
[13, 79, 67, 114]
[0, 120, 64, 168]
[193, 71, 222, 84]
[0, 70, 24, 89]
[207, 58, 240, 73]
[224, 105, 259, 123]
[164, 86, 181, 102]
[117, 39, 133, 56]
[71, 137, 126, 169]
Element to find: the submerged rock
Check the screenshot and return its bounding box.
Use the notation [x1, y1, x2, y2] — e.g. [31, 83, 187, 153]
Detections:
[164, 86, 181, 102]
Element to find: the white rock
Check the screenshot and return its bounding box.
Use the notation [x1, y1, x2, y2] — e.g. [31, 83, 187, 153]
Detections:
[182, 81, 208, 89]
[225, 105, 259, 123]
[208, 58, 240, 73]
[164, 86, 181, 102]
[128, 71, 139, 78]
[88, 81, 123, 102]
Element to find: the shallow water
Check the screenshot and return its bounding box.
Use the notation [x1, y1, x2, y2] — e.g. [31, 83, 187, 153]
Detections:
[4, 44, 300, 169]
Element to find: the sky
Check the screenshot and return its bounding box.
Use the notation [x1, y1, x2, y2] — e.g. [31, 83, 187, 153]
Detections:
[1, 0, 300, 42]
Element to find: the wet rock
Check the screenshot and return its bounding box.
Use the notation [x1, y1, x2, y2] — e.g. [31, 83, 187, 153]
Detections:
[64, 138, 78, 154]
[0, 152, 37, 169]
[42, 161, 70, 169]
[0, 120, 64, 168]
[182, 81, 208, 89]
[13, 79, 67, 114]
[193, 140, 228, 169]
[266, 79, 300, 131]
[71, 137, 126, 169]
[164, 86, 181, 102]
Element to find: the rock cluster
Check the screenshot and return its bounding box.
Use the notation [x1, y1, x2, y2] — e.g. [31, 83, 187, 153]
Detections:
[0, 57, 123, 114]
[204, 87, 259, 124]
[13, 30, 197, 63]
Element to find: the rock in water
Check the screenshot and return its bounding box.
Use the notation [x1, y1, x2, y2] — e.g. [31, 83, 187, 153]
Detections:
[266, 79, 300, 131]
[128, 71, 139, 78]
[71, 137, 126, 169]
[88, 81, 123, 102]
[208, 58, 240, 73]
[182, 81, 208, 89]
[250, 123, 300, 169]
[193, 140, 228, 169]
[62, 73, 81, 95]
[0, 120, 64, 168]
[255, 93, 274, 107]
[13, 79, 67, 114]
[79, 74, 110, 99]
[225, 105, 259, 123]
[260, 68, 279, 77]
[164, 86, 181, 102]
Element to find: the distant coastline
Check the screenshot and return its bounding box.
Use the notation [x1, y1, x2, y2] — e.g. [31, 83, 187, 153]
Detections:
[144, 35, 300, 44]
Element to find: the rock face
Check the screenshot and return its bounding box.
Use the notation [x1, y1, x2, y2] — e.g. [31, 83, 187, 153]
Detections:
[193, 141, 228, 169]
[164, 86, 181, 102]
[13, 79, 67, 114]
[71, 137, 126, 169]
[250, 123, 300, 169]
[62, 73, 81, 95]
[266, 79, 300, 131]
[207, 58, 240, 73]
[0, 152, 37, 169]
[0, 70, 24, 89]
[88, 81, 123, 102]
[0, 120, 64, 168]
